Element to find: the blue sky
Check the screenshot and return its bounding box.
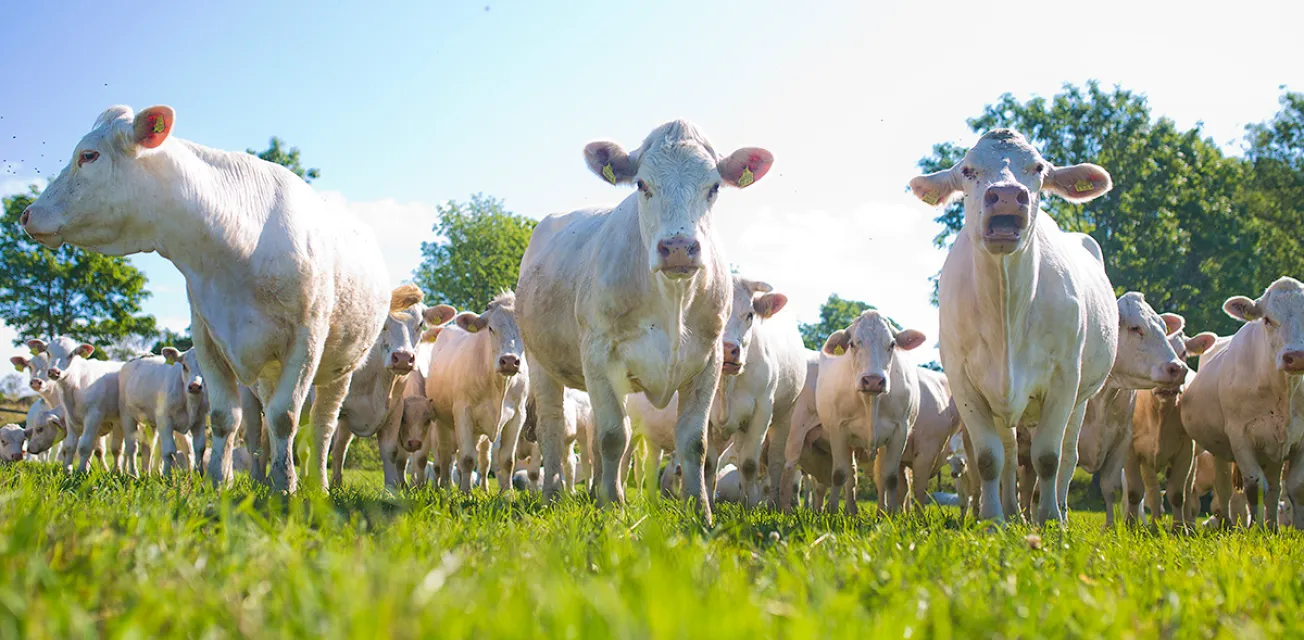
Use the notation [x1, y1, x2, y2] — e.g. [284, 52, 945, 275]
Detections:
[3, 0, 1304, 369]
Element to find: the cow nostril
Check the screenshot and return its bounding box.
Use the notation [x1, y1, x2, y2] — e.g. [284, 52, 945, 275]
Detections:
[1016, 190, 1029, 205]
[687, 241, 700, 257]
[19, 209, 30, 226]
[657, 241, 672, 258]
[984, 191, 1000, 206]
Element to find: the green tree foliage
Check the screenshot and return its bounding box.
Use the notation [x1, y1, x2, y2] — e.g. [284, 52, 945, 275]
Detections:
[918, 81, 1278, 336]
[414, 194, 537, 313]
[799, 294, 874, 351]
[0, 189, 157, 347]
[1240, 92, 1304, 293]
[247, 137, 321, 183]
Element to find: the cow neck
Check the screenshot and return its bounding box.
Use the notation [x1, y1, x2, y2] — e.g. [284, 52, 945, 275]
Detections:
[147, 140, 281, 283]
[472, 332, 511, 408]
[968, 225, 1041, 405]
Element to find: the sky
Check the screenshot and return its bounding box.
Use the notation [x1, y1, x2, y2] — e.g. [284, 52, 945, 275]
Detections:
[3, 0, 1304, 375]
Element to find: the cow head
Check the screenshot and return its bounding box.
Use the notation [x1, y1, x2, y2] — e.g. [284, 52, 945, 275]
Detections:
[22, 409, 62, 456]
[0, 425, 25, 462]
[381, 285, 455, 376]
[1110, 293, 1190, 390]
[44, 337, 94, 383]
[162, 346, 206, 396]
[911, 129, 1112, 256]
[583, 121, 773, 279]
[400, 397, 433, 453]
[21, 105, 176, 254]
[455, 291, 524, 377]
[821, 309, 925, 396]
[721, 277, 788, 376]
[1224, 277, 1304, 375]
[1154, 329, 1218, 397]
[11, 341, 53, 396]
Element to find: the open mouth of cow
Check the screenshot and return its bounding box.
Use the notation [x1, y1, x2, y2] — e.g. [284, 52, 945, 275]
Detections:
[1155, 387, 1182, 398]
[984, 214, 1027, 243]
[722, 361, 742, 375]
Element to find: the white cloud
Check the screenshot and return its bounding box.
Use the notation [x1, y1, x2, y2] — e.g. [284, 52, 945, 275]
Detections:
[321, 192, 440, 287]
[715, 194, 948, 363]
[0, 170, 46, 198]
[0, 320, 21, 360]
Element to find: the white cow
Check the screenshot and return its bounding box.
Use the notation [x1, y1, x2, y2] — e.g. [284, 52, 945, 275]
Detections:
[1125, 330, 1217, 526]
[329, 286, 454, 490]
[817, 310, 927, 515]
[22, 398, 66, 463]
[118, 347, 210, 475]
[11, 345, 58, 406]
[1070, 293, 1191, 526]
[778, 350, 822, 510]
[708, 277, 806, 507]
[912, 128, 1118, 524]
[425, 292, 528, 493]
[516, 121, 774, 523]
[20, 105, 390, 491]
[28, 338, 125, 472]
[892, 368, 963, 510]
[1181, 277, 1304, 529]
[0, 424, 25, 463]
[502, 389, 596, 493]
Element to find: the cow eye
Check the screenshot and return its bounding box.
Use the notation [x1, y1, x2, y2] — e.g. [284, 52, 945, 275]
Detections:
[1031, 162, 1045, 175]
[745, 312, 754, 322]
[1129, 326, 1144, 335]
[78, 150, 100, 166]
[708, 183, 721, 199]
[637, 180, 651, 197]
[961, 166, 975, 180]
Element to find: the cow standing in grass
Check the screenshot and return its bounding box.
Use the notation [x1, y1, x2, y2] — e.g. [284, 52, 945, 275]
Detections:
[20, 105, 390, 491]
[516, 121, 773, 523]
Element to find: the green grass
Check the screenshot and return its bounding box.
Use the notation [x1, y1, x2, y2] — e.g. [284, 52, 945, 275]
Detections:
[0, 465, 1299, 639]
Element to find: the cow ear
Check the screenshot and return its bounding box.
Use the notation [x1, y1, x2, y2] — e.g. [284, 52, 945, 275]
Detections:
[584, 141, 638, 185]
[455, 313, 488, 334]
[1224, 296, 1263, 322]
[25, 339, 47, 355]
[753, 293, 788, 319]
[420, 327, 443, 343]
[46, 413, 62, 429]
[161, 347, 181, 365]
[718, 147, 774, 189]
[9, 356, 27, 373]
[895, 329, 927, 351]
[1186, 332, 1218, 356]
[75, 343, 95, 358]
[1160, 313, 1186, 337]
[425, 304, 457, 326]
[133, 106, 175, 150]
[1045, 163, 1112, 203]
[909, 168, 961, 207]
[822, 330, 850, 356]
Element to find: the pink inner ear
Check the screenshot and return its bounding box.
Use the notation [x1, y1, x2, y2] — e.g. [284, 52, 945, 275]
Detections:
[1160, 314, 1185, 336]
[896, 330, 926, 351]
[755, 293, 788, 318]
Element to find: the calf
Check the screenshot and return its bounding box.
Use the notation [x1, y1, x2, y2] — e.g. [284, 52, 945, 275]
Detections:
[11, 343, 58, 406]
[891, 368, 963, 510]
[28, 338, 125, 472]
[329, 286, 454, 490]
[708, 277, 806, 507]
[0, 424, 25, 462]
[22, 398, 65, 462]
[1072, 293, 1191, 526]
[21, 105, 390, 491]
[816, 309, 927, 515]
[516, 121, 774, 523]
[1181, 277, 1304, 529]
[118, 347, 210, 475]
[1125, 330, 1217, 527]
[425, 292, 528, 493]
[913, 128, 1118, 524]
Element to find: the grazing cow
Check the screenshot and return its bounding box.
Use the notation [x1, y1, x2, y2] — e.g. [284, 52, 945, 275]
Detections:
[516, 120, 774, 523]
[425, 292, 528, 493]
[118, 347, 210, 475]
[328, 286, 454, 490]
[1071, 294, 1192, 526]
[1181, 277, 1304, 529]
[1125, 330, 1217, 526]
[708, 277, 806, 507]
[28, 338, 125, 472]
[0, 424, 25, 463]
[816, 310, 927, 515]
[891, 368, 963, 510]
[20, 105, 390, 491]
[22, 398, 66, 463]
[912, 128, 1118, 524]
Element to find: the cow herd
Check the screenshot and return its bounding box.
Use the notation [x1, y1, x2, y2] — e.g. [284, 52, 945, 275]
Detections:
[5, 105, 1304, 531]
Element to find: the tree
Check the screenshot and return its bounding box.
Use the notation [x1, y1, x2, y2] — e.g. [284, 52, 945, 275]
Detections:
[248, 137, 320, 183]
[150, 328, 194, 355]
[413, 194, 537, 312]
[1240, 91, 1304, 294]
[800, 294, 884, 351]
[918, 81, 1255, 336]
[0, 188, 158, 348]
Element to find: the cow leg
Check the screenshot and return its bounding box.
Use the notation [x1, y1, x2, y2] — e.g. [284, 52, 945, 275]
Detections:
[879, 424, 909, 515]
[188, 422, 206, 477]
[497, 401, 525, 494]
[193, 324, 244, 488]
[1166, 441, 1195, 529]
[305, 375, 350, 493]
[239, 386, 264, 483]
[379, 434, 405, 492]
[433, 421, 454, 489]
[330, 426, 352, 489]
[585, 378, 630, 507]
[528, 364, 568, 501]
[827, 426, 852, 515]
[451, 410, 479, 494]
[1210, 457, 1235, 527]
[1229, 436, 1270, 526]
[674, 356, 722, 525]
[157, 414, 179, 477]
[1263, 460, 1284, 532]
[737, 404, 773, 509]
[120, 414, 142, 477]
[703, 433, 723, 512]
[107, 427, 125, 473]
[476, 436, 491, 491]
[576, 422, 594, 493]
[1098, 443, 1128, 528]
[1032, 390, 1085, 525]
[1284, 444, 1304, 529]
[766, 415, 792, 509]
[948, 373, 1012, 522]
[1134, 455, 1161, 527]
[73, 410, 106, 472]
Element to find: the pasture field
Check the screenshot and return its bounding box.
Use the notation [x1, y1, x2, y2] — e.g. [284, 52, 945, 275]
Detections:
[0, 465, 1298, 639]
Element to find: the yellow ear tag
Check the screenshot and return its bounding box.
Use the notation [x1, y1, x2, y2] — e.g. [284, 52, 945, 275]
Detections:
[737, 166, 755, 188]
[922, 192, 939, 205]
[833, 345, 845, 356]
[29, 347, 39, 356]
[602, 163, 616, 185]
[12, 362, 24, 373]
[151, 115, 165, 135]
[1074, 179, 1093, 193]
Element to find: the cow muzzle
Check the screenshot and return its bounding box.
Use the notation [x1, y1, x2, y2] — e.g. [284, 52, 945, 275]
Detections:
[29, 379, 43, 392]
[722, 342, 743, 375]
[404, 439, 422, 453]
[498, 354, 521, 376]
[388, 350, 417, 375]
[654, 235, 703, 278]
[188, 381, 204, 394]
[858, 373, 887, 394]
[981, 185, 1030, 254]
[19, 206, 64, 249]
[1153, 361, 1187, 386]
[1279, 349, 1304, 374]
[46, 368, 62, 381]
